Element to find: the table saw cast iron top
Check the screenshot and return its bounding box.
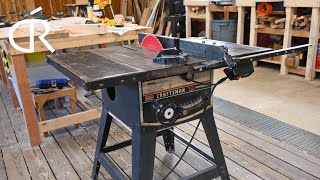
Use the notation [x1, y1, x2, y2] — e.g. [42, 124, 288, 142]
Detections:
[47, 33, 310, 180]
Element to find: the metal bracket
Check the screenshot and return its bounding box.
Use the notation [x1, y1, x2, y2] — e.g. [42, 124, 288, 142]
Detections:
[153, 48, 188, 64]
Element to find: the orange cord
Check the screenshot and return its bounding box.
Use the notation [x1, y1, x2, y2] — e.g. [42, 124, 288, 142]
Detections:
[257, 2, 273, 16]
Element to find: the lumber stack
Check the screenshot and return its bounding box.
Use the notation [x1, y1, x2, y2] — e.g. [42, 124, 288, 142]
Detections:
[121, 0, 166, 33]
[257, 16, 285, 29]
[291, 15, 311, 31]
[190, 7, 206, 14]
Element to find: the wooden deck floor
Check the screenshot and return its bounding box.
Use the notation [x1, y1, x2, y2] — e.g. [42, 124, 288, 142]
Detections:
[1, 81, 320, 180]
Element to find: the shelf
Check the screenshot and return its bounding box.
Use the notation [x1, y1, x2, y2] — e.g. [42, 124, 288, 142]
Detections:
[284, 0, 320, 8]
[257, 28, 284, 35]
[270, 11, 286, 15]
[208, 6, 238, 12]
[184, 1, 210, 6]
[259, 59, 306, 76]
[255, 0, 284, 2]
[190, 12, 206, 19]
[260, 59, 281, 64]
[257, 28, 316, 38]
[288, 66, 306, 76]
[292, 30, 310, 38]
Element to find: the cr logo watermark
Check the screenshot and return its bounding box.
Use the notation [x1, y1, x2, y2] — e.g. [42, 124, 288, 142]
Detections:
[9, 7, 55, 53]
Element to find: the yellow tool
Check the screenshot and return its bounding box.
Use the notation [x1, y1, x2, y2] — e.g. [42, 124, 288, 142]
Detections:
[92, 0, 115, 26]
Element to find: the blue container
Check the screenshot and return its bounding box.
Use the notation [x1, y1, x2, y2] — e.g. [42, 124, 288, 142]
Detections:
[36, 78, 68, 89]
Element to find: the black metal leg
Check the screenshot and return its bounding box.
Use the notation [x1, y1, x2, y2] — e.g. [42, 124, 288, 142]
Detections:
[162, 19, 169, 35]
[92, 108, 113, 179]
[163, 128, 175, 153]
[132, 127, 157, 180]
[201, 114, 230, 180]
[172, 19, 177, 37]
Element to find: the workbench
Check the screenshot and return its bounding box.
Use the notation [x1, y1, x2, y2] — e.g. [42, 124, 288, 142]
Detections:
[0, 25, 152, 146]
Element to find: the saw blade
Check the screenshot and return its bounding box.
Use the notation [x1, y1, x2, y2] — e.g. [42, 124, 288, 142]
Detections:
[141, 34, 164, 51]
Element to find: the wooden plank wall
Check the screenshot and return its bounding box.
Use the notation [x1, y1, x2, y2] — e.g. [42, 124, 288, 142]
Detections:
[34, 0, 75, 16]
[34, 0, 121, 16]
[0, 0, 121, 19]
[0, 0, 35, 20]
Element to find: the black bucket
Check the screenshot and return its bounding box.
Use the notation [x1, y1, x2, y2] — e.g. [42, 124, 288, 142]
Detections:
[212, 19, 237, 43]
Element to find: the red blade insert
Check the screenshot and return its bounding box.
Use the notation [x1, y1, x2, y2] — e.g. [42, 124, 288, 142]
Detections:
[141, 35, 164, 51]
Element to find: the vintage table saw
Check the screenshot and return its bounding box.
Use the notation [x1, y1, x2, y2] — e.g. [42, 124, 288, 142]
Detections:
[47, 33, 309, 180]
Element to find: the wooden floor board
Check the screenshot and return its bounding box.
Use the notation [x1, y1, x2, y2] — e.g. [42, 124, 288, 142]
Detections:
[178, 122, 290, 179]
[188, 119, 320, 179]
[1, 84, 320, 180]
[157, 137, 212, 171]
[46, 102, 109, 180]
[60, 100, 134, 179]
[0, 149, 7, 180]
[214, 113, 320, 167]
[1, 144, 31, 180]
[214, 119, 320, 178]
[39, 126, 80, 180]
[106, 118, 198, 178]
[173, 127, 262, 180]
[217, 125, 319, 179]
[21, 146, 56, 180]
[86, 95, 192, 179]
[0, 84, 18, 147]
[84, 120, 181, 180]
[1, 81, 55, 180]
[61, 99, 168, 180]
[66, 126, 113, 179]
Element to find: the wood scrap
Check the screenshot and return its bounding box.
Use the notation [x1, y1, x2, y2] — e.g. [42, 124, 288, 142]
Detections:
[139, 7, 150, 26]
[270, 21, 284, 29]
[291, 15, 311, 31]
[156, 0, 166, 35]
[127, 0, 168, 33]
[127, 0, 133, 16]
[257, 15, 285, 29]
[275, 18, 285, 24]
[63, 24, 108, 35]
[133, 0, 142, 23]
[165, 21, 171, 36]
[121, 0, 128, 16]
[191, 7, 206, 14]
[146, 0, 161, 27]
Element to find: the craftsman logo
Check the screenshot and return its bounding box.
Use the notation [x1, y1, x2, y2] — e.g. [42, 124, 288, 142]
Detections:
[9, 7, 55, 53]
[156, 88, 186, 99]
[143, 87, 190, 102]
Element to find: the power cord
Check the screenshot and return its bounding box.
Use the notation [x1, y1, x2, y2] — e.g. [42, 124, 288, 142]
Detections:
[162, 76, 228, 180]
